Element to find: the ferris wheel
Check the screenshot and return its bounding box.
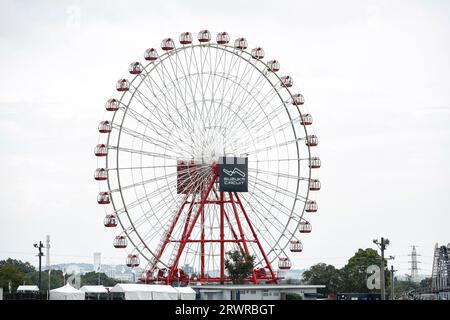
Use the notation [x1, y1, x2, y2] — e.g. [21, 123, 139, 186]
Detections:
[95, 30, 320, 284]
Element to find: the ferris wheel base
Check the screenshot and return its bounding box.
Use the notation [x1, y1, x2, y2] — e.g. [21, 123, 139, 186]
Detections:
[140, 165, 280, 285]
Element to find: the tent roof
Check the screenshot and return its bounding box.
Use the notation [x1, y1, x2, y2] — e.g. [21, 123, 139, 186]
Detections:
[50, 283, 83, 293]
[111, 283, 177, 293]
[80, 285, 108, 293]
[174, 287, 196, 294]
[17, 285, 39, 292]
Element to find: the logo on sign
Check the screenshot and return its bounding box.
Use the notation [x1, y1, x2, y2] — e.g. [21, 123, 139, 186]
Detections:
[223, 168, 246, 178]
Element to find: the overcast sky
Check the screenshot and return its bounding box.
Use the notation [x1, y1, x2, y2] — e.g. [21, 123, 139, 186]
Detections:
[0, 0, 449, 276]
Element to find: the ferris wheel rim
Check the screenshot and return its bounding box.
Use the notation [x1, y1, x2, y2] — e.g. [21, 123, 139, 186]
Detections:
[118, 51, 305, 264]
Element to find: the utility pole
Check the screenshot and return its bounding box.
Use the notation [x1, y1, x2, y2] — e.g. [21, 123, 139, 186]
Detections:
[386, 255, 395, 300]
[45, 235, 51, 300]
[373, 237, 390, 300]
[47, 269, 51, 300]
[33, 241, 45, 294]
[390, 265, 397, 300]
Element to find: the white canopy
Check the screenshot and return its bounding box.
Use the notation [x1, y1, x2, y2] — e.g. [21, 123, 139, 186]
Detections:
[174, 287, 196, 300]
[17, 285, 39, 292]
[49, 283, 85, 300]
[80, 285, 108, 294]
[111, 283, 178, 300]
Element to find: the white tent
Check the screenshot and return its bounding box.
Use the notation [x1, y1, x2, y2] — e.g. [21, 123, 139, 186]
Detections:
[174, 287, 196, 300]
[150, 285, 179, 300]
[111, 283, 178, 300]
[80, 285, 108, 294]
[17, 285, 39, 292]
[49, 284, 85, 300]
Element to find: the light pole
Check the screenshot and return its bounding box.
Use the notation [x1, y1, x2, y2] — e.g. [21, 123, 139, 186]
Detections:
[390, 264, 397, 300]
[373, 237, 390, 300]
[47, 269, 51, 300]
[33, 241, 44, 295]
[386, 255, 395, 300]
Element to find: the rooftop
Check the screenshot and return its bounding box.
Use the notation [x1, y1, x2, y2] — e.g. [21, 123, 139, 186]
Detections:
[190, 284, 325, 290]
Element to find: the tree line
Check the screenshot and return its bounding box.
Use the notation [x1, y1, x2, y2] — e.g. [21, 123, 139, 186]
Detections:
[1, 248, 432, 299]
[0, 258, 119, 293]
[300, 248, 431, 299]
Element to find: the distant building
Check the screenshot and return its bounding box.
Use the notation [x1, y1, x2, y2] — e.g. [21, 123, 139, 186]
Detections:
[337, 293, 381, 300]
[191, 284, 325, 300]
[106, 269, 116, 279]
[113, 273, 135, 283]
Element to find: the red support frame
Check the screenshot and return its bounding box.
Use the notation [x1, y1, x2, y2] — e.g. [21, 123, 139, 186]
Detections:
[143, 164, 279, 284]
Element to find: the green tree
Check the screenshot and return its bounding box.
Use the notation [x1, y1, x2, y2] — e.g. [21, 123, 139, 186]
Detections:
[340, 248, 389, 293]
[286, 292, 303, 300]
[81, 272, 119, 287]
[0, 259, 73, 292]
[302, 263, 342, 294]
[283, 277, 301, 285]
[224, 250, 255, 284]
[29, 269, 65, 291]
[390, 275, 420, 299]
[0, 259, 36, 274]
[0, 264, 32, 293]
[419, 277, 432, 291]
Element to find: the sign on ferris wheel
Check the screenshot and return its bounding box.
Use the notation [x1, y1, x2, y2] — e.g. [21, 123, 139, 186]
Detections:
[219, 157, 248, 192]
[94, 30, 321, 285]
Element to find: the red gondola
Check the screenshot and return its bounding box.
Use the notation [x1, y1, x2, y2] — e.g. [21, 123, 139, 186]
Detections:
[179, 32, 193, 45]
[300, 114, 313, 126]
[161, 38, 175, 51]
[309, 179, 321, 191]
[309, 157, 321, 169]
[105, 98, 119, 111]
[292, 93, 304, 106]
[290, 240, 303, 252]
[104, 214, 117, 227]
[98, 121, 112, 133]
[113, 235, 127, 248]
[126, 254, 140, 267]
[299, 220, 312, 233]
[94, 144, 108, 157]
[129, 62, 143, 75]
[216, 32, 230, 45]
[278, 257, 291, 270]
[198, 30, 211, 43]
[305, 135, 318, 147]
[234, 37, 248, 50]
[251, 47, 265, 59]
[116, 79, 130, 92]
[267, 60, 280, 72]
[144, 48, 158, 61]
[94, 168, 107, 181]
[305, 200, 318, 212]
[97, 192, 110, 204]
[280, 76, 293, 87]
